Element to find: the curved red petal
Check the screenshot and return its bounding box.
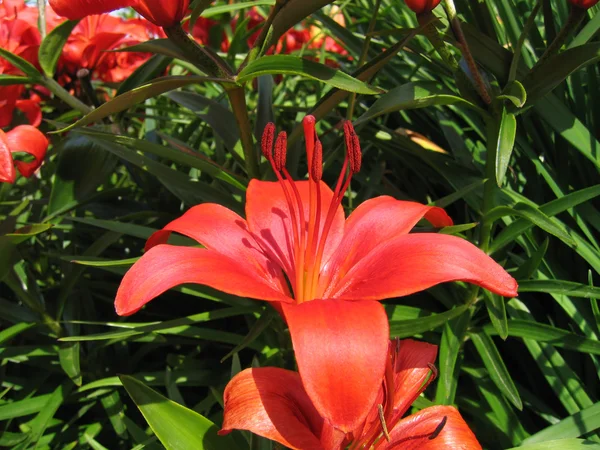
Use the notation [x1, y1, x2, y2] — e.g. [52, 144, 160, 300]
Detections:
[15, 99, 42, 127]
[49, 0, 136, 19]
[320, 196, 452, 297]
[134, 0, 190, 27]
[6, 125, 48, 178]
[380, 405, 481, 450]
[115, 245, 291, 316]
[145, 203, 288, 296]
[331, 233, 518, 300]
[283, 299, 389, 433]
[0, 131, 16, 184]
[220, 368, 325, 450]
[246, 179, 344, 284]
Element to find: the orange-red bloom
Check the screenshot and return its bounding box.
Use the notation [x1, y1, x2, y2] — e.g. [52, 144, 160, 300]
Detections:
[0, 125, 48, 183]
[115, 115, 517, 429]
[404, 0, 442, 14]
[220, 339, 482, 450]
[49, 0, 189, 28]
[569, 0, 599, 8]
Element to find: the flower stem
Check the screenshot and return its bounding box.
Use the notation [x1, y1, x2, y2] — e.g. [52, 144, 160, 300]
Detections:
[442, 0, 491, 104]
[240, 0, 286, 70]
[530, 5, 586, 71]
[227, 87, 260, 179]
[43, 77, 92, 115]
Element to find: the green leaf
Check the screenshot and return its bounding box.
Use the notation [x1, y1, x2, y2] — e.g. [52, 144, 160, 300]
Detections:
[522, 43, 600, 105]
[513, 238, 549, 280]
[484, 290, 508, 340]
[494, 108, 517, 186]
[38, 19, 79, 77]
[508, 440, 600, 450]
[484, 320, 600, 354]
[58, 342, 82, 386]
[355, 81, 483, 125]
[439, 222, 478, 235]
[0, 74, 30, 85]
[518, 279, 600, 298]
[522, 401, 600, 444]
[485, 203, 576, 247]
[201, 0, 274, 17]
[120, 375, 241, 450]
[116, 54, 173, 96]
[497, 80, 527, 108]
[53, 76, 234, 132]
[389, 304, 469, 337]
[3, 224, 53, 244]
[0, 322, 35, 346]
[237, 55, 382, 94]
[470, 331, 523, 410]
[0, 47, 42, 81]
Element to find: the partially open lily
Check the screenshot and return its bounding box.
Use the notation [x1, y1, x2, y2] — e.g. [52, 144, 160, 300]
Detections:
[0, 125, 48, 184]
[220, 339, 482, 450]
[115, 115, 517, 430]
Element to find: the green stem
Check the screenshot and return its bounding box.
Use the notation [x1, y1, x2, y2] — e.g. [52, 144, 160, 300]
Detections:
[530, 5, 586, 71]
[347, 0, 382, 120]
[43, 77, 92, 115]
[442, 0, 491, 104]
[227, 87, 260, 179]
[163, 24, 232, 78]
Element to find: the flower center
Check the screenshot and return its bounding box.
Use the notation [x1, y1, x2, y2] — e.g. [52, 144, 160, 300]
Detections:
[260, 115, 361, 303]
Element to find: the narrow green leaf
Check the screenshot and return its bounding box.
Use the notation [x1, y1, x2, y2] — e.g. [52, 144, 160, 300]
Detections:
[355, 81, 483, 125]
[495, 108, 517, 186]
[116, 54, 173, 96]
[518, 279, 600, 298]
[470, 331, 523, 410]
[220, 309, 275, 362]
[523, 402, 600, 444]
[439, 223, 478, 235]
[237, 55, 382, 94]
[508, 440, 600, 450]
[120, 375, 241, 450]
[513, 238, 549, 280]
[497, 80, 527, 108]
[0, 74, 30, 85]
[100, 391, 127, 438]
[484, 291, 508, 340]
[58, 342, 82, 386]
[38, 19, 79, 77]
[0, 47, 42, 81]
[484, 320, 600, 354]
[4, 224, 53, 244]
[0, 322, 34, 346]
[389, 304, 469, 337]
[53, 76, 234, 133]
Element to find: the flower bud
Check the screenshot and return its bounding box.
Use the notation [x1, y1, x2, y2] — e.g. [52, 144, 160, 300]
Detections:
[568, 0, 599, 8]
[404, 0, 441, 14]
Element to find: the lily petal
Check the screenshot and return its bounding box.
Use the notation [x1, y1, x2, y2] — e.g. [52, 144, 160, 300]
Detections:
[320, 197, 452, 296]
[283, 299, 389, 433]
[132, 0, 190, 27]
[246, 179, 344, 282]
[380, 405, 482, 450]
[220, 367, 325, 450]
[15, 99, 42, 127]
[145, 203, 288, 295]
[115, 244, 291, 316]
[49, 0, 136, 19]
[331, 233, 518, 300]
[390, 339, 438, 421]
[0, 130, 16, 184]
[6, 125, 48, 178]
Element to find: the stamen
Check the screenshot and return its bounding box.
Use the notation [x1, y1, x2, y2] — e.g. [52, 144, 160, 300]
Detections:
[274, 131, 287, 172]
[377, 404, 391, 442]
[310, 139, 323, 181]
[261, 122, 275, 159]
[303, 115, 316, 168]
[344, 120, 362, 174]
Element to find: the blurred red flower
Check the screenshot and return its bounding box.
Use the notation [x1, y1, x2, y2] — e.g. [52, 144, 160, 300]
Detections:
[0, 125, 48, 183]
[569, 0, 599, 8]
[404, 0, 442, 14]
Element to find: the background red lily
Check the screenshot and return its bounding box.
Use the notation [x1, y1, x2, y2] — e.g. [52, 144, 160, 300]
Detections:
[49, 0, 190, 28]
[0, 125, 48, 183]
[220, 339, 482, 450]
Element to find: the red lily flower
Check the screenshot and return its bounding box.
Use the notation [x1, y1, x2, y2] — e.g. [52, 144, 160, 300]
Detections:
[220, 339, 482, 450]
[569, 0, 599, 8]
[0, 125, 49, 184]
[49, 0, 190, 28]
[115, 115, 517, 430]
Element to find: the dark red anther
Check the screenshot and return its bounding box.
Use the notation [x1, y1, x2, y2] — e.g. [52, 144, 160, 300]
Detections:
[274, 131, 287, 171]
[344, 121, 362, 174]
[261, 122, 275, 159]
[311, 139, 323, 181]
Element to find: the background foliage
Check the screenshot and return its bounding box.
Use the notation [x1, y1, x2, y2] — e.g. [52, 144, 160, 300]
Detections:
[1, 0, 600, 449]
